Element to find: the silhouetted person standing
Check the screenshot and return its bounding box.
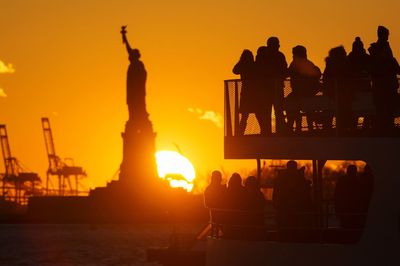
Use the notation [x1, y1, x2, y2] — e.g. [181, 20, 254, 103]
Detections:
[242, 176, 266, 239]
[287, 45, 322, 132]
[233, 50, 259, 135]
[323, 46, 353, 133]
[348, 37, 373, 129]
[334, 165, 362, 229]
[244, 176, 265, 221]
[204, 170, 227, 236]
[368, 26, 400, 134]
[348, 37, 372, 92]
[359, 164, 374, 228]
[255, 37, 288, 135]
[225, 173, 245, 211]
[121, 26, 148, 121]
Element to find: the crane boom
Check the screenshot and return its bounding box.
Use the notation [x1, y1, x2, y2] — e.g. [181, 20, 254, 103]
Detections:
[41, 118, 87, 196]
[0, 125, 41, 204]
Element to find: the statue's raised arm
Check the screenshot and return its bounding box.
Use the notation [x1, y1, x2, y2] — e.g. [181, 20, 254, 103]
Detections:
[121, 25, 132, 53]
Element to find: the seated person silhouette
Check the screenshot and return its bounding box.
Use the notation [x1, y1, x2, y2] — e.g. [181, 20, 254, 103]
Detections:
[334, 165, 363, 230]
[204, 170, 227, 236]
[273, 160, 312, 240]
[359, 164, 374, 228]
[223, 173, 246, 239]
[243, 176, 266, 239]
[287, 45, 321, 132]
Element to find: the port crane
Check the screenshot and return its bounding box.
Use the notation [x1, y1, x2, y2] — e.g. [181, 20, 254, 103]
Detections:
[0, 125, 41, 204]
[41, 117, 87, 196]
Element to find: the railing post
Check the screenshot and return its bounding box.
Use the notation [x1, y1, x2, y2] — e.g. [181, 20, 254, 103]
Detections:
[224, 81, 233, 137]
[335, 79, 339, 136]
[234, 81, 240, 136]
[256, 158, 261, 183]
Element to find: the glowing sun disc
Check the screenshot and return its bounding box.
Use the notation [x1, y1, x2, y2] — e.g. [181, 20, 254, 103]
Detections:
[155, 150, 196, 182]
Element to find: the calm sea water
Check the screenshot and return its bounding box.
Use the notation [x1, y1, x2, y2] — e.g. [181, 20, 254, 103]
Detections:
[0, 224, 201, 266]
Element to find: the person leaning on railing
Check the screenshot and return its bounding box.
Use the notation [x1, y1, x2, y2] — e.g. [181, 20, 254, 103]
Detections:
[322, 46, 354, 133]
[287, 45, 322, 132]
[232, 50, 261, 136]
[255, 37, 288, 135]
[348, 37, 373, 130]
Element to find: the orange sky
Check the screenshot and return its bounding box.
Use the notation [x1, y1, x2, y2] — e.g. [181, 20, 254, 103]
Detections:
[0, 0, 399, 189]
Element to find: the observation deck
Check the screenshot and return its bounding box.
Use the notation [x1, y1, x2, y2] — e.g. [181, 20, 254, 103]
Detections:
[224, 78, 400, 161]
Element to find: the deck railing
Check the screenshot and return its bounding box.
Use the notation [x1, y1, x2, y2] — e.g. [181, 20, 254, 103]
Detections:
[207, 207, 367, 244]
[224, 78, 400, 137]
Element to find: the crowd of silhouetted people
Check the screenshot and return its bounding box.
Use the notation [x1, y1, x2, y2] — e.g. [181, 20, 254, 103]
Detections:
[233, 26, 400, 136]
[204, 170, 265, 239]
[204, 161, 374, 241]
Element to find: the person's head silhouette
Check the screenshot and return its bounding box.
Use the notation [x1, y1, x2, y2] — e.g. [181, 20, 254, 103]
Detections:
[129, 49, 141, 62]
[267, 37, 280, 51]
[346, 165, 357, 177]
[328, 46, 347, 59]
[256, 46, 267, 62]
[292, 45, 307, 59]
[245, 176, 258, 188]
[363, 164, 372, 175]
[228, 173, 242, 188]
[377, 25, 389, 42]
[287, 160, 298, 171]
[240, 49, 254, 63]
[210, 170, 222, 185]
[352, 37, 364, 53]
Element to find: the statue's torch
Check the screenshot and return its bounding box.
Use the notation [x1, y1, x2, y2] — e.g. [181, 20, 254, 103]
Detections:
[121, 25, 127, 44]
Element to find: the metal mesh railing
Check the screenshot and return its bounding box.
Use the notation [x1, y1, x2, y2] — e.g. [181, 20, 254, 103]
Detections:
[224, 78, 400, 137]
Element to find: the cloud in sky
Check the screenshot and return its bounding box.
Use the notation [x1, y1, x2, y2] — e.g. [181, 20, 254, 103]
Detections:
[188, 108, 223, 128]
[0, 88, 7, 98]
[0, 59, 15, 98]
[0, 60, 15, 74]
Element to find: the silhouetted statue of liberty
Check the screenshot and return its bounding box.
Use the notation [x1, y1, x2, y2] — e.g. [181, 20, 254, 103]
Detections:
[121, 26, 148, 121]
[118, 26, 157, 193]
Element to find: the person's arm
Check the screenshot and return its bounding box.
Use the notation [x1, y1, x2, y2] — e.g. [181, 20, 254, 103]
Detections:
[280, 53, 289, 78]
[394, 58, 400, 74]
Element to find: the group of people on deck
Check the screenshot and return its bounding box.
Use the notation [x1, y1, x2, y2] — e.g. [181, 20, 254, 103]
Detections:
[203, 170, 265, 238]
[204, 161, 374, 240]
[233, 26, 400, 135]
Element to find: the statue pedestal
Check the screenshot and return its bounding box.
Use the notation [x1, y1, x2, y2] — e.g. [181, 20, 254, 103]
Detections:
[119, 116, 158, 197]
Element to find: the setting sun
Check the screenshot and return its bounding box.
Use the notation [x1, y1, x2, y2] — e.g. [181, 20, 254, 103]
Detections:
[155, 150, 196, 192]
